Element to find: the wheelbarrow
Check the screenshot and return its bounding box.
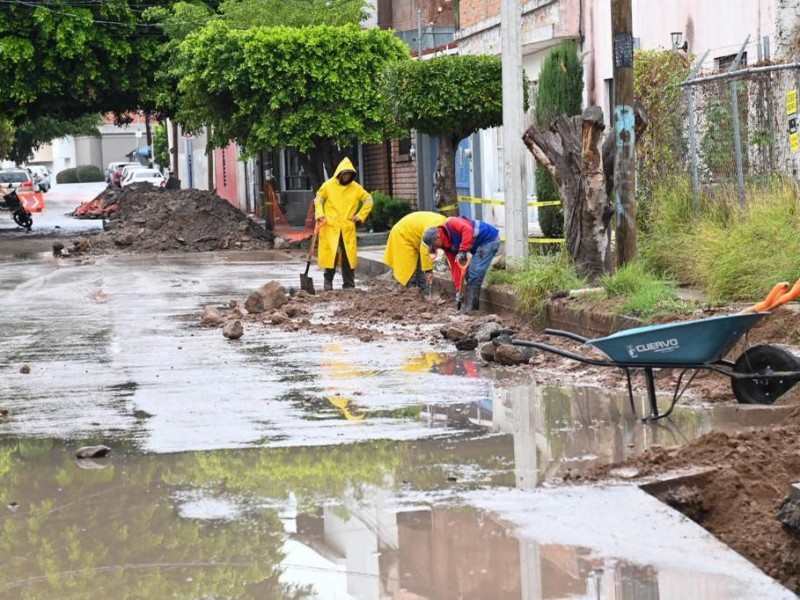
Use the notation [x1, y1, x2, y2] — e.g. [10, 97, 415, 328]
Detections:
[509, 280, 800, 421]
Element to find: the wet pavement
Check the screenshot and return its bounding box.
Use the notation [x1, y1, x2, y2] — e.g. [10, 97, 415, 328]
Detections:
[0, 194, 795, 598]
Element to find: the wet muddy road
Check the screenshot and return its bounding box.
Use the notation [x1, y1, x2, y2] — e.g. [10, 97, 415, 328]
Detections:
[0, 191, 794, 598]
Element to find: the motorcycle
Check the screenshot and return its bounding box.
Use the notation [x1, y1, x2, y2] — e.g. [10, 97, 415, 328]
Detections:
[1, 189, 33, 231]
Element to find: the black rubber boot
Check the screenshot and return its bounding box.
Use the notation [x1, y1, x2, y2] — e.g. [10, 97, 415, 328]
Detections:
[323, 271, 334, 292]
[466, 285, 481, 312]
[341, 254, 355, 289]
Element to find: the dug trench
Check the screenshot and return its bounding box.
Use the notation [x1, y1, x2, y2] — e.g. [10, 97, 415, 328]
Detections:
[66, 184, 800, 593]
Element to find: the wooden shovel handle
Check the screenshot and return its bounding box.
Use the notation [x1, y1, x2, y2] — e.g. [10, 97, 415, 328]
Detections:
[307, 223, 320, 262]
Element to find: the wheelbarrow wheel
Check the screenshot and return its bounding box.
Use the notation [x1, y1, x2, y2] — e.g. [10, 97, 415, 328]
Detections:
[731, 344, 800, 404]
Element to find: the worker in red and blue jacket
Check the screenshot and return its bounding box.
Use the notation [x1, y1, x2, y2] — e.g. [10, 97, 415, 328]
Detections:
[422, 216, 501, 311]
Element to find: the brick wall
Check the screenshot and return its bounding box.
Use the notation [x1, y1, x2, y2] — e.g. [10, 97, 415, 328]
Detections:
[362, 140, 419, 207]
[391, 140, 418, 207]
[459, 0, 501, 30]
[362, 142, 389, 193]
[389, 0, 455, 32]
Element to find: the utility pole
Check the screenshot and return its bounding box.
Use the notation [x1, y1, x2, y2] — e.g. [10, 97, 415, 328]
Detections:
[611, 0, 636, 267]
[207, 126, 215, 192]
[501, 0, 528, 260]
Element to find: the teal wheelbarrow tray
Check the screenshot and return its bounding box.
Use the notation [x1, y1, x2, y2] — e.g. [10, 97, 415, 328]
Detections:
[510, 312, 800, 421]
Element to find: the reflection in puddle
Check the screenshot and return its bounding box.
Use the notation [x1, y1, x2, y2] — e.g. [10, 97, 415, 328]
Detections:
[0, 438, 786, 598]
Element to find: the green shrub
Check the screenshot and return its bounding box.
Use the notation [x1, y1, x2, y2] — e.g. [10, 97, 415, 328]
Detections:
[55, 168, 77, 184]
[56, 165, 105, 184]
[364, 192, 413, 232]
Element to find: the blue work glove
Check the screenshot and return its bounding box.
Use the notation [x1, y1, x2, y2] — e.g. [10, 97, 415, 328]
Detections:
[456, 251, 468, 266]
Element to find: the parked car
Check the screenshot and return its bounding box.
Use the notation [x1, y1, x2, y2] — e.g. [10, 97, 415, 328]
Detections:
[26, 165, 50, 192]
[105, 161, 138, 183]
[114, 163, 145, 188]
[121, 169, 166, 189]
[0, 168, 39, 192]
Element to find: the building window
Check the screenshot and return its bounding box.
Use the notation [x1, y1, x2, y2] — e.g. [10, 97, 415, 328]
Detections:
[284, 149, 310, 190]
[717, 52, 747, 72]
[398, 136, 412, 156]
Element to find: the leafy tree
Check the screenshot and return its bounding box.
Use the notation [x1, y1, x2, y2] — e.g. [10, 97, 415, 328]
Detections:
[385, 54, 528, 214]
[174, 22, 409, 189]
[218, 0, 371, 27]
[534, 40, 583, 238]
[0, 1, 177, 160]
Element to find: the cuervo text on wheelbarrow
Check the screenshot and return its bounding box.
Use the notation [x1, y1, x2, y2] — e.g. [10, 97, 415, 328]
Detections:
[627, 338, 680, 359]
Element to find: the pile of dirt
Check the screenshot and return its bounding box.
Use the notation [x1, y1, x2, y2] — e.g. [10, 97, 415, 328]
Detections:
[230, 277, 516, 344]
[83, 183, 273, 254]
[574, 408, 800, 593]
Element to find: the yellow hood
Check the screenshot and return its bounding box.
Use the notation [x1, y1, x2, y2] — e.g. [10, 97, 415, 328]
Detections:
[333, 157, 357, 178]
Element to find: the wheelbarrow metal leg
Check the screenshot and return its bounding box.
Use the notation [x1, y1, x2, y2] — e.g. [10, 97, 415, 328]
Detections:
[644, 367, 659, 421]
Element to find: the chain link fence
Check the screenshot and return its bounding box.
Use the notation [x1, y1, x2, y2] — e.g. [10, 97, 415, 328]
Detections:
[681, 44, 800, 208]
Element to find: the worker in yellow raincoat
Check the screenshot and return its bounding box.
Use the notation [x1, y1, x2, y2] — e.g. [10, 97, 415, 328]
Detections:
[383, 211, 446, 293]
[314, 158, 373, 291]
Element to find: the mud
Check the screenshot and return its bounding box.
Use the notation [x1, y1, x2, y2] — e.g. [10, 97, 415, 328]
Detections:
[573, 407, 800, 593]
[207, 276, 800, 594]
[70, 184, 273, 254]
[219, 279, 800, 408]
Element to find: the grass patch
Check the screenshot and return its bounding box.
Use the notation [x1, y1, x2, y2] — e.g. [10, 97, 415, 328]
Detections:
[642, 176, 800, 302]
[600, 259, 690, 318]
[491, 251, 585, 321]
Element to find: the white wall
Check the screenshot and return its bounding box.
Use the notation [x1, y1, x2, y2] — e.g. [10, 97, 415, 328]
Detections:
[584, 0, 779, 113]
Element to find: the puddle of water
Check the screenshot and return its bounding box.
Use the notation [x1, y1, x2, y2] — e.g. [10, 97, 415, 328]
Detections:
[0, 438, 790, 599]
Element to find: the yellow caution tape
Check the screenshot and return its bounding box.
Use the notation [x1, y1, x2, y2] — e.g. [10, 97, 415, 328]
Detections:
[499, 236, 565, 244]
[456, 196, 562, 208]
[438, 197, 563, 212]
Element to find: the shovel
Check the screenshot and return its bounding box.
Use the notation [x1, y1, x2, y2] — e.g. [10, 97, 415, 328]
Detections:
[300, 225, 320, 295]
[455, 255, 471, 310]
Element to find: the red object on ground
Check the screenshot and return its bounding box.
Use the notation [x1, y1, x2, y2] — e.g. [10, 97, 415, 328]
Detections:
[267, 182, 314, 243]
[72, 197, 117, 218]
[18, 191, 45, 212]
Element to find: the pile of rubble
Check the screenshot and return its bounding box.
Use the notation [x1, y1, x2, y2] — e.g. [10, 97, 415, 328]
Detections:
[76, 183, 273, 254]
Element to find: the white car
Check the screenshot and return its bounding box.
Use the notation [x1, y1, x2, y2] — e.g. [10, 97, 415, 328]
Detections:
[121, 169, 166, 188]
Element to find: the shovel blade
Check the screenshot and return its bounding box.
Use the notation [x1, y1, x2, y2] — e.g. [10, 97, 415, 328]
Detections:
[300, 274, 315, 295]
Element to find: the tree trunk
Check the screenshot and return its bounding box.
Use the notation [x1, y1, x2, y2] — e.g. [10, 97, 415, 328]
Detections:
[522, 107, 614, 281]
[434, 135, 459, 216]
[144, 111, 153, 167]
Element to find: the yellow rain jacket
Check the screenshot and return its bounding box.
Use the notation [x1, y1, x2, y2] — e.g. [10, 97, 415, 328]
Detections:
[314, 158, 373, 269]
[383, 211, 447, 285]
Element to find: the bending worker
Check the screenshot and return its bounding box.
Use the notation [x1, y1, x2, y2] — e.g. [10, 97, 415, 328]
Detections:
[383, 211, 446, 293]
[422, 216, 500, 311]
[314, 157, 373, 291]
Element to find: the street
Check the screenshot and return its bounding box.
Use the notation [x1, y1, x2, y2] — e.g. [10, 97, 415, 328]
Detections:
[0, 185, 793, 599]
